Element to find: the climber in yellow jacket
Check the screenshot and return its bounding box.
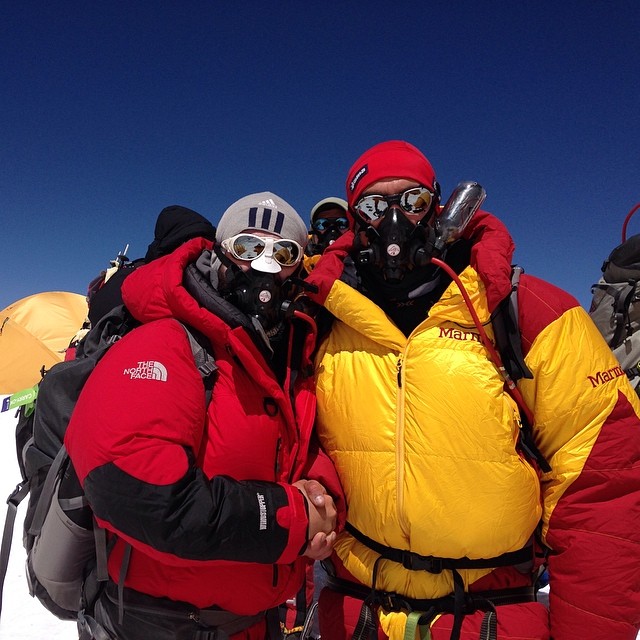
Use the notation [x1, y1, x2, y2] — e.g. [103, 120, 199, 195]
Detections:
[304, 140, 640, 640]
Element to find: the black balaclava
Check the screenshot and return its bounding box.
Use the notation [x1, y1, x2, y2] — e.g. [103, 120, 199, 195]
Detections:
[145, 205, 216, 261]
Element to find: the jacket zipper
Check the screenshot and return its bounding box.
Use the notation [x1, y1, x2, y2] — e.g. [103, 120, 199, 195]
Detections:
[274, 437, 281, 477]
[396, 354, 409, 535]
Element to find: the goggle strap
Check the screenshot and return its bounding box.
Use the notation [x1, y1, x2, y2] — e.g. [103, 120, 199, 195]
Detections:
[213, 241, 236, 269]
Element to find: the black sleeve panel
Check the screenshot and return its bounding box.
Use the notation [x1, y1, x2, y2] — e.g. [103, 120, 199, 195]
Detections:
[84, 456, 291, 563]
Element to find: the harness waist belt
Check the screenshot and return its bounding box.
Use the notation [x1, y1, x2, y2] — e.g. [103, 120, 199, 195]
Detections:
[345, 522, 533, 573]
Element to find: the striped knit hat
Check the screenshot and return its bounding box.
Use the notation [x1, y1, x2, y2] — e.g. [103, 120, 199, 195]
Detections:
[216, 192, 307, 248]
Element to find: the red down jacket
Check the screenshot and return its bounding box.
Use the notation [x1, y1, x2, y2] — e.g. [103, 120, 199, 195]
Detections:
[65, 237, 343, 614]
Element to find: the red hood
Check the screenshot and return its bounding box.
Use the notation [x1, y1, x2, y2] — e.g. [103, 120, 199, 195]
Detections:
[306, 209, 515, 313]
[463, 209, 515, 311]
[121, 237, 223, 336]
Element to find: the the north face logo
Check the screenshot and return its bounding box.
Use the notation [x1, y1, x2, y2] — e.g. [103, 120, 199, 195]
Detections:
[123, 360, 168, 381]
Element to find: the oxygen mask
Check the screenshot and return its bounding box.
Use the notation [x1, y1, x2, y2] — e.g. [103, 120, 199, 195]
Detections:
[216, 233, 304, 332]
[353, 181, 486, 284]
[308, 216, 350, 255]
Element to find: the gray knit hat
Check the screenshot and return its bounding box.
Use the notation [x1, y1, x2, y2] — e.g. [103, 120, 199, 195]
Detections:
[216, 192, 308, 248]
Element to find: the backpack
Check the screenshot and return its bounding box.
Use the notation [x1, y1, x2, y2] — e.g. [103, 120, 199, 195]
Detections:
[0, 304, 217, 621]
[86, 245, 146, 327]
[589, 203, 640, 394]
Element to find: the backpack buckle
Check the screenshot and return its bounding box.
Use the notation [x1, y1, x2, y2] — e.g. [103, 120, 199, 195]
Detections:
[7, 481, 29, 507]
[198, 360, 218, 378]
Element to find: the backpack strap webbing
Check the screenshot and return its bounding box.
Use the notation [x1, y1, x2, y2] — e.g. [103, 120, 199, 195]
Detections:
[94, 523, 109, 583]
[179, 322, 218, 406]
[28, 446, 69, 538]
[0, 480, 30, 617]
[117, 542, 132, 625]
[490, 266, 533, 383]
[491, 266, 551, 473]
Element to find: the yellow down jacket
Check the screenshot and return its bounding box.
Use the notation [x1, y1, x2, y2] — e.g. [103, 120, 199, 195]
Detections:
[305, 211, 640, 639]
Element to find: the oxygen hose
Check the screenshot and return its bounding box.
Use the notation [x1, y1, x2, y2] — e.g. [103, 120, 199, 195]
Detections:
[429, 256, 535, 427]
[621, 202, 640, 242]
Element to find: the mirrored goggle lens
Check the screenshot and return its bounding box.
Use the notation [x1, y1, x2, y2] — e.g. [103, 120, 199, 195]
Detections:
[222, 234, 302, 266]
[313, 217, 349, 232]
[354, 187, 433, 222]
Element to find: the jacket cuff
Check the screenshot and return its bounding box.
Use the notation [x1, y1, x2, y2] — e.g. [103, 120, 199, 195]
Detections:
[275, 483, 309, 564]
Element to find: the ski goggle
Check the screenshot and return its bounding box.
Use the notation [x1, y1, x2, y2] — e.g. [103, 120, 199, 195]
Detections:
[312, 217, 349, 232]
[354, 186, 434, 223]
[221, 233, 303, 270]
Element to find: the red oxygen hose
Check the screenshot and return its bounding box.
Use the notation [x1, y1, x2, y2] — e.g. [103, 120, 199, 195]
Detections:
[621, 203, 640, 242]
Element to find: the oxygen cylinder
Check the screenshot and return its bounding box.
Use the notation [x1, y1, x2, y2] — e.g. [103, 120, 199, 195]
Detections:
[433, 181, 486, 253]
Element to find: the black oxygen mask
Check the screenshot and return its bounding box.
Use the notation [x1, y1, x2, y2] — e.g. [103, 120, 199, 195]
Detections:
[355, 207, 437, 284]
[316, 224, 344, 251]
[214, 242, 296, 333]
[355, 180, 487, 280]
[220, 266, 296, 332]
[307, 217, 349, 256]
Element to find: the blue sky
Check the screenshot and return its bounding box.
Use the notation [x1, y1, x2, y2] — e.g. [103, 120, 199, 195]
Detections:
[1, 1, 638, 313]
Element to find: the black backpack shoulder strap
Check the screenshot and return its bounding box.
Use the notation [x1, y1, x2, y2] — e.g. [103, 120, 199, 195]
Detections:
[491, 266, 533, 383]
[491, 267, 551, 473]
[0, 480, 30, 617]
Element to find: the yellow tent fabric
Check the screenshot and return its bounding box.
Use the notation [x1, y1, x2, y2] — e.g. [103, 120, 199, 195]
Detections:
[0, 292, 88, 394]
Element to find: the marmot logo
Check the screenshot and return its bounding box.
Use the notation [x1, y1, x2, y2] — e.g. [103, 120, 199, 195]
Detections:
[123, 361, 168, 381]
[587, 365, 625, 388]
[439, 327, 481, 343]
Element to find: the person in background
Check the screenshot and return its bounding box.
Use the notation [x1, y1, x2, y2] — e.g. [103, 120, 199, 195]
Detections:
[304, 140, 640, 640]
[65, 192, 344, 640]
[87, 204, 217, 326]
[65, 205, 218, 360]
[303, 197, 349, 273]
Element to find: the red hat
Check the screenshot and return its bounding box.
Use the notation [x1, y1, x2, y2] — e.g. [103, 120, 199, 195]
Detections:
[345, 140, 437, 208]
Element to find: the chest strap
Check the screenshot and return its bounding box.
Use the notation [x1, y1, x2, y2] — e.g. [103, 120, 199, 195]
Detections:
[345, 522, 533, 573]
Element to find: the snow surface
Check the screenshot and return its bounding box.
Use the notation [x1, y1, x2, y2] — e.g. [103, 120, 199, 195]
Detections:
[0, 397, 637, 639]
[0, 397, 76, 638]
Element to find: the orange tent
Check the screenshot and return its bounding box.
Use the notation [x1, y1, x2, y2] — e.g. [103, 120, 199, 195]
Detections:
[0, 292, 88, 394]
